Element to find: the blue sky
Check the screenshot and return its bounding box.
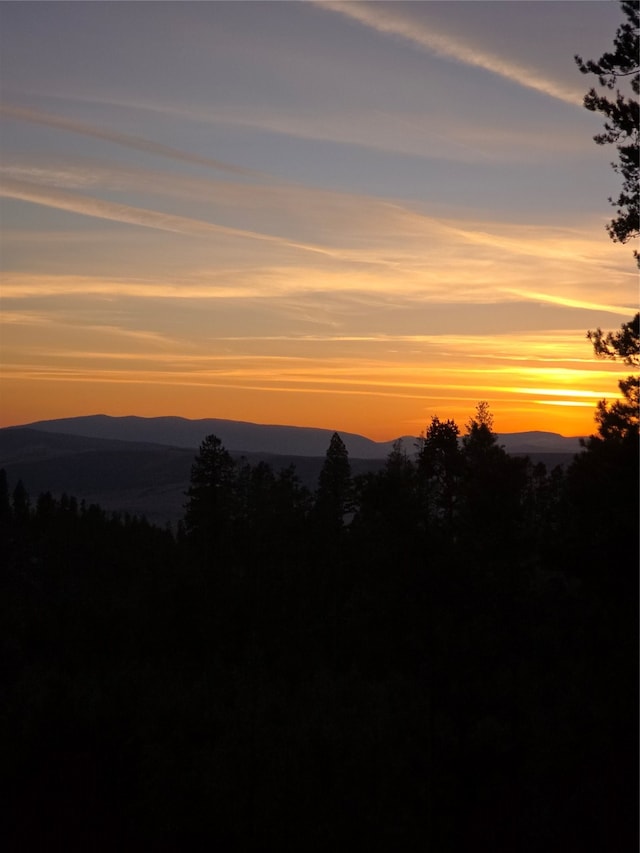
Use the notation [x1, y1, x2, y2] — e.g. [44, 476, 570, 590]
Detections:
[1, 1, 636, 438]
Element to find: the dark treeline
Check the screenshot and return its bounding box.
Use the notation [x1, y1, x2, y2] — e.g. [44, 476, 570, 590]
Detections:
[2, 402, 637, 851]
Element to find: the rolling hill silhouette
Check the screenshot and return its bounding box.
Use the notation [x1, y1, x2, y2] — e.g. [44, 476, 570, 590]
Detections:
[13, 414, 582, 457]
[1, 415, 583, 525]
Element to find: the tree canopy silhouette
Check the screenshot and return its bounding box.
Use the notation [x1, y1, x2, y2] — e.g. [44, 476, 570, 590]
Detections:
[418, 416, 461, 532]
[584, 313, 639, 443]
[314, 431, 352, 534]
[576, 4, 639, 445]
[184, 433, 237, 561]
[587, 311, 639, 366]
[575, 0, 639, 260]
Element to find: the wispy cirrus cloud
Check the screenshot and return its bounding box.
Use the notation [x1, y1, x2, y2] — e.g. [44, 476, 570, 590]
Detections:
[0, 272, 261, 300]
[0, 103, 264, 178]
[314, 1, 582, 106]
[502, 288, 635, 318]
[0, 164, 105, 190]
[0, 159, 614, 264]
[2, 355, 618, 403]
[0, 176, 341, 258]
[1, 157, 439, 239]
[2, 158, 632, 313]
[84, 97, 574, 165]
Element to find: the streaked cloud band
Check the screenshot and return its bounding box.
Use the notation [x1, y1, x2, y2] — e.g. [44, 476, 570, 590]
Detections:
[0, 103, 263, 178]
[315, 1, 582, 105]
[0, 176, 339, 258]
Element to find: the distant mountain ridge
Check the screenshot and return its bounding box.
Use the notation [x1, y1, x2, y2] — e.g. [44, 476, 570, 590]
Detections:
[1, 418, 584, 525]
[0, 426, 386, 526]
[10, 414, 584, 458]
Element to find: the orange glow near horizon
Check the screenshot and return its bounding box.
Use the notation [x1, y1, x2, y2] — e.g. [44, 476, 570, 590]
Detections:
[1, 1, 637, 447]
[1, 210, 632, 442]
[0, 380, 612, 440]
[1, 325, 626, 440]
[1, 164, 635, 444]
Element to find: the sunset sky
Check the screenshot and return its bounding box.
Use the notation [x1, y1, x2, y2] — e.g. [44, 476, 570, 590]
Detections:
[1, 1, 637, 440]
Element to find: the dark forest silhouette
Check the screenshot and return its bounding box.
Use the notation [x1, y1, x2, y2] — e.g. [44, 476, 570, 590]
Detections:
[2, 393, 637, 851]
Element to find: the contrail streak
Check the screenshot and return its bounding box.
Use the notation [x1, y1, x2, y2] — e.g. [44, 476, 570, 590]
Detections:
[0, 103, 265, 178]
[0, 176, 339, 258]
[314, 1, 581, 106]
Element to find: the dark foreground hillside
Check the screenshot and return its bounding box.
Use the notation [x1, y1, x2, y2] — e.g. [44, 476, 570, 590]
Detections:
[1, 416, 637, 852]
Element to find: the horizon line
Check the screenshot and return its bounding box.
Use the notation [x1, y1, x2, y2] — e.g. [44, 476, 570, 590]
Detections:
[1, 411, 587, 442]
